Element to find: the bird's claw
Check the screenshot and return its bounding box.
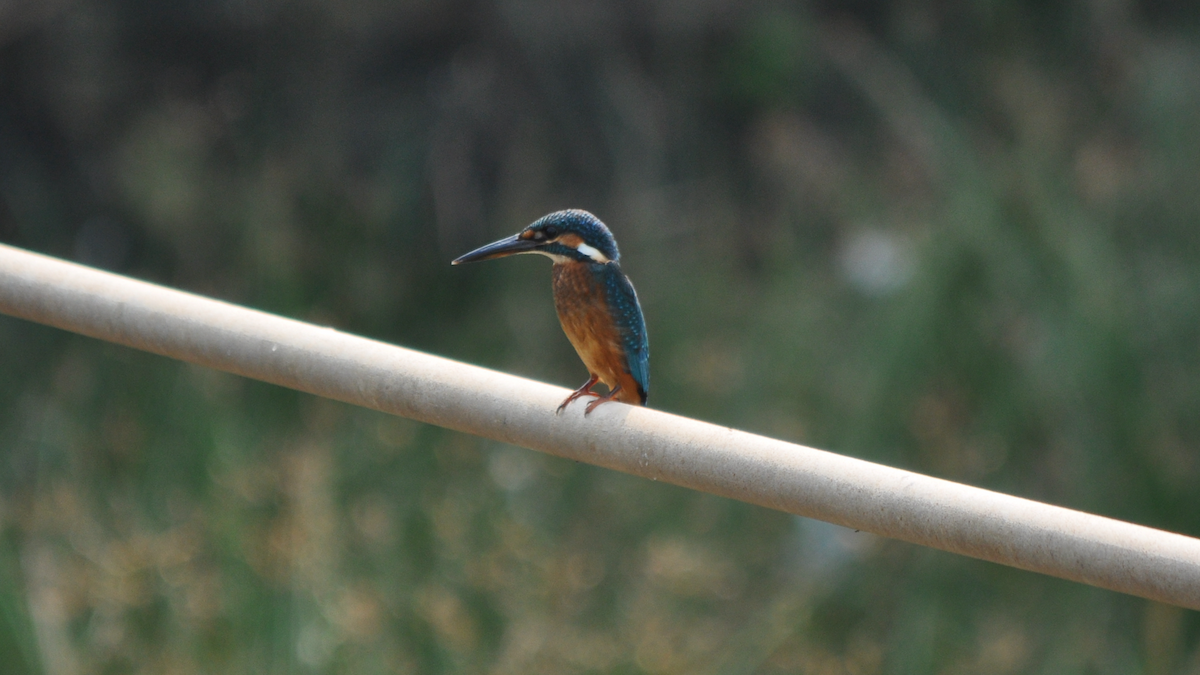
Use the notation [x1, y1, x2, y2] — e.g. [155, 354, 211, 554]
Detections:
[558, 375, 600, 415]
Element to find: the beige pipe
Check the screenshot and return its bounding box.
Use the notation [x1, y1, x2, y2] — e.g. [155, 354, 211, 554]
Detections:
[0, 242, 1197, 608]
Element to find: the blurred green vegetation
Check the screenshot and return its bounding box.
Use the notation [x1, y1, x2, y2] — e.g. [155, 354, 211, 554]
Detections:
[2, 1, 1199, 673]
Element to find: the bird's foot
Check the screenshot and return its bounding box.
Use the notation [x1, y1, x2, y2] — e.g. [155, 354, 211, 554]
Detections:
[557, 375, 600, 414]
[584, 385, 623, 415]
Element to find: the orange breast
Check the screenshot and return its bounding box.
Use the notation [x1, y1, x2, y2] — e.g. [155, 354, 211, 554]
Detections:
[552, 263, 642, 404]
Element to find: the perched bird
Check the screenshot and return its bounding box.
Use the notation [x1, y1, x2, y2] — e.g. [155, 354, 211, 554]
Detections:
[452, 210, 649, 415]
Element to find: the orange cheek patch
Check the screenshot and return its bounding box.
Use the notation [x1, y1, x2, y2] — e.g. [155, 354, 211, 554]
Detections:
[557, 233, 584, 248]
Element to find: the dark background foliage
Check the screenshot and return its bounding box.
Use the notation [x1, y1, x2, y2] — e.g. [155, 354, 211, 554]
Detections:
[1, 1, 1199, 673]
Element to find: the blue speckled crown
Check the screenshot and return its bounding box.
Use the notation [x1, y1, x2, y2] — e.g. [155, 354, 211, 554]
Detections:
[530, 210, 620, 263]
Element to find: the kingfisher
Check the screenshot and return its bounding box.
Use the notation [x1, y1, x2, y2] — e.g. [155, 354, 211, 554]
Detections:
[452, 210, 649, 415]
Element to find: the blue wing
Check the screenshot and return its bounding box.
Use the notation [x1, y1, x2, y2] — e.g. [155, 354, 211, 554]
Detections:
[598, 263, 649, 403]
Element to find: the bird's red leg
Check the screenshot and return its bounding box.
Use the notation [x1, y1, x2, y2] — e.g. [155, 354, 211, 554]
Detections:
[584, 385, 623, 415]
[557, 374, 600, 414]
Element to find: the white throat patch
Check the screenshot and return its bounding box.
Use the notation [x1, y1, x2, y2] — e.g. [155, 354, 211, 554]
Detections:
[530, 250, 571, 264]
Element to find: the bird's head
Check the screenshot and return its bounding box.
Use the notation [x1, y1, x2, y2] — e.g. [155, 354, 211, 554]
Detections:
[451, 210, 620, 266]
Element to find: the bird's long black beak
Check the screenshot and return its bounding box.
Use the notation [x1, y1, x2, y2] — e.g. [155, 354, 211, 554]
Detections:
[451, 233, 540, 265]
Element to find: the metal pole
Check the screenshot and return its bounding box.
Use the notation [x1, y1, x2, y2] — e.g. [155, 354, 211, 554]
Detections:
[0, 242, 1198, 608]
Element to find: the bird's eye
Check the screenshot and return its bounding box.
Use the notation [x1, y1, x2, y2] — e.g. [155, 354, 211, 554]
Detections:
[543, 226, 559, 238]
